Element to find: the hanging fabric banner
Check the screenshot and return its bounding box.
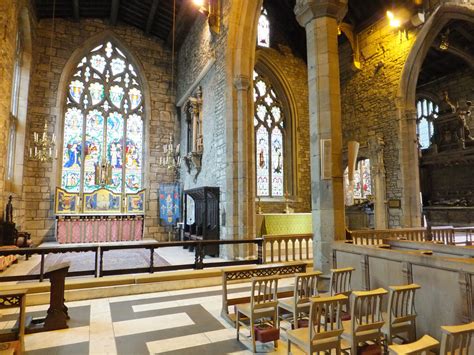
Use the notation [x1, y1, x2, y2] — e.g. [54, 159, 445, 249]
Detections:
[159, 183, 181, 225]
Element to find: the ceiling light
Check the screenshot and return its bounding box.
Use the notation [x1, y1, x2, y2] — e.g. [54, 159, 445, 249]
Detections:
[387, 11, 401, 28]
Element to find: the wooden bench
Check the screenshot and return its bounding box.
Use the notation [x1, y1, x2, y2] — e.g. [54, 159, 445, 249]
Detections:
[0, 289, 27, 355]
[221, 261, 307, 325]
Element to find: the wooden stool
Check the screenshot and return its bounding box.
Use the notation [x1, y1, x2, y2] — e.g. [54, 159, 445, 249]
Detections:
[389, 335, 439, 354]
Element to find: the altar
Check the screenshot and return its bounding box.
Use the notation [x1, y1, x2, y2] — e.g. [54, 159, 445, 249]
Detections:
[256, 213, 312, 236]
[54, 187, 145, 244]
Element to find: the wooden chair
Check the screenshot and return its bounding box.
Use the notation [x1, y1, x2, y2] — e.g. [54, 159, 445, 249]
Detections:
[0, 289, 27, 355]
[287, 294, 348, 355]
[342, 288, 388, 355]
[383, 283, 421, 345]
[278, 271, 322, 329]
[388, 335, 439, 354]
[236, 275, 280, 353]
[328, 267, 354, 298]
[439, 322, 474, 355]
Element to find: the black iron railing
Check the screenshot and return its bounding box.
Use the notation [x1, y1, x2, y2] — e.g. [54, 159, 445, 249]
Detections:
[0, 239, 264, 282]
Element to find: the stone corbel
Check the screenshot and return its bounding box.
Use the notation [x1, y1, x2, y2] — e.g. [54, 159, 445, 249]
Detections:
[339, 22, 361, 70]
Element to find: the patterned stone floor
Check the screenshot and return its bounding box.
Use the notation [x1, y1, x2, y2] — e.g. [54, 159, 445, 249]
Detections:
[1, 280, 307, 355]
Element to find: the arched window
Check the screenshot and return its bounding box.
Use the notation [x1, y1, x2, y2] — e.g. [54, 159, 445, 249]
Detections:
[353, 159, 372, 199]
[6, 30, 23, 181]
[343, 158, 372, 204]
[254, 69, 286, 197]
[61, 41, 144, 199]
[257, 8, 270, 47]
[416, 97, 438, 149]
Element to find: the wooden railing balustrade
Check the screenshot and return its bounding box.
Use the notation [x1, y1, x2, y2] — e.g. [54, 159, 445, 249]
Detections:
[350, 227, 456, 246]
[262, 233, 313, 263]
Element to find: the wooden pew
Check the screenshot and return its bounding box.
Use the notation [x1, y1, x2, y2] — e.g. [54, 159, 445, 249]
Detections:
[0, 289, 27, 354]
[221, 261, 307, 325]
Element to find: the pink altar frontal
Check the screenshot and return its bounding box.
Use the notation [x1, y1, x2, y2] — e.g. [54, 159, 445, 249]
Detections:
[56, 215, 144, 244]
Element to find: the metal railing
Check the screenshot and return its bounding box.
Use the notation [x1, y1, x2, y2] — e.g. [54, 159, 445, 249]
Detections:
[0, 239, 264, 283]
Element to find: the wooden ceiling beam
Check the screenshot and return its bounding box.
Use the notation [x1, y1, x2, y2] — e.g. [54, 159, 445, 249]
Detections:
[73, 0, 80, 21]
[146, 0, 161, 34]
[453, 24, 474, 43]
[110, 0, 120, 26]
[432, 42, 474, 68]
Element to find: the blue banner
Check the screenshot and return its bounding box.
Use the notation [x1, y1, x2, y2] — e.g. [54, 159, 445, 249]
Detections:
[159, 183, 181, 225]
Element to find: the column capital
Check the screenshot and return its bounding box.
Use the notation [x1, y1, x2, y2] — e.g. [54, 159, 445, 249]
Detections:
[294, 0, 348, 27]
[233, 75, 250, 91]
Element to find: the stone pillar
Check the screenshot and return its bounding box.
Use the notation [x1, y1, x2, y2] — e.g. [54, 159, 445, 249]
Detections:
[368, 136, 387, 229]
[229, 75, 255, 258]
[399, 107, 422, 227]
[295, 0, 347, 273]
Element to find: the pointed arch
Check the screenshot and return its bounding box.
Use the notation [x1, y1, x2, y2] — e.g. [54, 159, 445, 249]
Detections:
[54, 30, 151, 187]
[396, 2, 474, 226]
[254, 49, 299, 198]
[54, 31, 150, 211]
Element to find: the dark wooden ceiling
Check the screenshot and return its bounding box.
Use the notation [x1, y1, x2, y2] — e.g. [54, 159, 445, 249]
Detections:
[418, 19, 474, 86]
[34, 1, 473, 86]
[34, 0, 198, 48]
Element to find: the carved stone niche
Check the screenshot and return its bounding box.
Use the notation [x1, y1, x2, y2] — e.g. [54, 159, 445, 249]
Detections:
[184, 87, 204, 179]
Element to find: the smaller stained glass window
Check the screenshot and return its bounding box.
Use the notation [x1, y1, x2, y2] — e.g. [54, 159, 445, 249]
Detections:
[352, 159, 372, 199]
[254, 69, 286, 197]
[257, 9, 270, 47]
[416, 98, 438, 149]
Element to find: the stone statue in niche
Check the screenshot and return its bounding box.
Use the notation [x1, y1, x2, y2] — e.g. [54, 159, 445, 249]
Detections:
[5, 195, 13, 223]
[368, 135, 385, 176]
[184, 87, 203, 180]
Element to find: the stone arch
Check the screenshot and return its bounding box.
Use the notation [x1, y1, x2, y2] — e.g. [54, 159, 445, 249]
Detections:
[53, 30, 152, 191]
[254, 49, 299, 198]
[399, 3, 474, 110]
[223, 0, 264, 241]
[8, 7, 33, 195]
[396, 2, 474, 227]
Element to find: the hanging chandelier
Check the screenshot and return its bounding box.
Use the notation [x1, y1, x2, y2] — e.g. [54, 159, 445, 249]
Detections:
[159, 135, 181, 178]
[29, 122, 56, 162]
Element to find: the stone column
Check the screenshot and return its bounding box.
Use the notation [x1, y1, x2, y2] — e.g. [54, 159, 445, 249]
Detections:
[399, 107, 422, 227]
[229, 75, 255, 258]
[295, 0, 347, 273]
[368, 136, 387, 229]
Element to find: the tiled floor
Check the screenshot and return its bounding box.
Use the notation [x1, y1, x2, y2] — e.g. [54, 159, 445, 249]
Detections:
[1, 280, 307, 354]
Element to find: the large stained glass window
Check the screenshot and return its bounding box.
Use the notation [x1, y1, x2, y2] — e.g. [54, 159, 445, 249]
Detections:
[61, 41, 144, 201]
[257, 8, 270, 47]
[416, 97, 438, 149]
[254, 70, 286, 197]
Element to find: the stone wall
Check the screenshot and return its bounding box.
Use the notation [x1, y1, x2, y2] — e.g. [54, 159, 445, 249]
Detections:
[339, 20, 417, 227]
[177, 7, 229, 239]
[255, 46, 310, 213]
[22, 18, 177, 243]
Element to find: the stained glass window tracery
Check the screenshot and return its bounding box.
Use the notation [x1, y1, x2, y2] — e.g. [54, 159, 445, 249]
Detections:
[61, 41, 144, 206]
[416, 97, 438, 149]
[257, 8, 270, 47]
[254, 69, 286, 197]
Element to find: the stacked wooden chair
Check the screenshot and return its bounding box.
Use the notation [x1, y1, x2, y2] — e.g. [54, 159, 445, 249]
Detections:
[389, 321, 474, 355]
[236, 275, 280, 353]
[278, 271, 321, 329]
[383, 283, 420, 345]
[287, 294, 348, 354]
[342, 288, 388, 354]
